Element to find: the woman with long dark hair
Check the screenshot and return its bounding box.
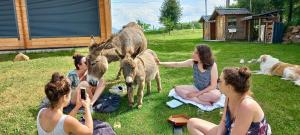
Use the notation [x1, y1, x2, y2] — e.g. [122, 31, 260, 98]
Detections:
[160, 44, 221, 105]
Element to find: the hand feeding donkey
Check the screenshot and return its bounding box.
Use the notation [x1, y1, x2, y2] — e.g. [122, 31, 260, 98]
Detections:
[86, 22, 147, 81]
[116, 49, 162, 109]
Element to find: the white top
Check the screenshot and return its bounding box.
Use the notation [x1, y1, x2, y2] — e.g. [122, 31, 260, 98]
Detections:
[37, 108, 68, 135]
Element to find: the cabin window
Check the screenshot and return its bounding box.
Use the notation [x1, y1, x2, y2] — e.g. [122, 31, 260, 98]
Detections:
[228, 17, 237, 28]
[228, 16, 237, 32]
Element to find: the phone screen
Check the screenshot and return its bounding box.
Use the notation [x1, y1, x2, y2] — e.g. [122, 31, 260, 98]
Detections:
[80, 87, 86, 100]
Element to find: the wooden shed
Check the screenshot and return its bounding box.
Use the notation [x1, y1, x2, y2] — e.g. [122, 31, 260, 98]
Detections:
[242, 10, 284, 43]
[203, 8, 252, 41]
[0, 0, 112, 51]
[199, 15, 216, 40]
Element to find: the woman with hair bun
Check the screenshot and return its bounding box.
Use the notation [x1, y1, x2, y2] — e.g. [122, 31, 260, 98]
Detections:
[37, 72, 93, 135]
[187, 67, 271, 135]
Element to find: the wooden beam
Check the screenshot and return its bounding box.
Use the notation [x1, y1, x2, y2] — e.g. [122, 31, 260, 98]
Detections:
[19, 0, 31, 48]
[258, 18, 261, 42]
[99, 0, 112, 42]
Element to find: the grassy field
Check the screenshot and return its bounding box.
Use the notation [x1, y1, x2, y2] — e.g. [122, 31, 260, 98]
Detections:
[1, 29, 300, 134]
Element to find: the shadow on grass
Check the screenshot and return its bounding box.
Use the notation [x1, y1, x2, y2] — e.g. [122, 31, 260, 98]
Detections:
[29, 106, 39, 120]
[0, 49, 76, 62]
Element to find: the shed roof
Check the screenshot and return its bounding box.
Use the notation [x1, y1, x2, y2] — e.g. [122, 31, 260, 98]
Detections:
[210, 8, 252, 20]
[199, 15, 211, 22]
[242, 9, 283, 21]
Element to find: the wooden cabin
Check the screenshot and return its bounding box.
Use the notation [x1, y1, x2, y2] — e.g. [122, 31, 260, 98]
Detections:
[242, 10, 284, 43]
[200, 8, 251, 41]
[199, 16, 216, 40]
[0, 0, 112, 51]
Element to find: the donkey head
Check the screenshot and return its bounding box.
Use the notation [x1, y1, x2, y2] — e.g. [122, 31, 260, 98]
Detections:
[86, 36, 112, 80]
[115, 47, 141, 87]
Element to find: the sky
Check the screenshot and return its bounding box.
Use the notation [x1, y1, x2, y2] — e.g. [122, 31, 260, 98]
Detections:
[111, 0, 237, 30]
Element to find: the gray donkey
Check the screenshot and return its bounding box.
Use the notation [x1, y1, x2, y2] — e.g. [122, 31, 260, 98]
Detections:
[116, 49, 162, 109]
[87, 22, 147, 80]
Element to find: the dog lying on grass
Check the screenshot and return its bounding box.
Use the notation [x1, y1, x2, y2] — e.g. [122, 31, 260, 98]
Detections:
[256, 54, 300, 86]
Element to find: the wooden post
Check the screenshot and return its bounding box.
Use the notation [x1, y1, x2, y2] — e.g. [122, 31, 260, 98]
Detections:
[258, 18, 261, 42]
[20, 0, 31, 48]
[202, 22, 205, 40]
[99, 0, 112, 42]
[15, 0, 31, 49]
[247, 21, 251, 42]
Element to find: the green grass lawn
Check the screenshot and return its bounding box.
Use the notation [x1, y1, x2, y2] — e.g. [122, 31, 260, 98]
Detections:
[1, 29, 300, 134]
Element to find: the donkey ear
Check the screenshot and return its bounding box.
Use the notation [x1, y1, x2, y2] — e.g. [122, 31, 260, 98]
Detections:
[115, 49, 125, 59]
[90, 36, 97, 46]
[131, 47, 141, 59]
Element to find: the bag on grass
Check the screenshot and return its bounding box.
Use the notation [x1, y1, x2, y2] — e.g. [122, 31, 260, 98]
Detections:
[80, 119, 116, 135]
[93, 93, 121, 113]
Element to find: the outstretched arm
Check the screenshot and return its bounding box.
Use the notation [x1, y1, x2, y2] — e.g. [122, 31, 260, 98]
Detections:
[159, 59, 194, 68]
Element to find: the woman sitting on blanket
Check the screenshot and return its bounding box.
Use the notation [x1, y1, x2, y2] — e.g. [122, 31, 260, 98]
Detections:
[187, 67, 271, 135]
[159, 44, 221, 105]
[37, 72, 93, 135]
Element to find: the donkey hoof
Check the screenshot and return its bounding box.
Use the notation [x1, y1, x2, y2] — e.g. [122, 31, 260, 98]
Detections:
[129, 103, 134, 108]
[137, 105, 142, 109]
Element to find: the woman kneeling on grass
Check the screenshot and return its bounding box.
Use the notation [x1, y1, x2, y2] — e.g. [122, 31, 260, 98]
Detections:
[159, 44, 221, 105]
[187, 67, 271, 135]
[68, 54, 106, 107]
[37, 72, 93, 135]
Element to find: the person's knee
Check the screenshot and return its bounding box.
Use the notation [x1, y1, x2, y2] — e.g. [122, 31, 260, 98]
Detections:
[211, 90, 221, 102]
[174, 86, 182, 93]
[187, 118, 198, 129]
[78, 81, 89, 88]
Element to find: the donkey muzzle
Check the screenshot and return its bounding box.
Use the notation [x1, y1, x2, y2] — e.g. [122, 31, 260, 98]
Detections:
[125, 76, 133, 84]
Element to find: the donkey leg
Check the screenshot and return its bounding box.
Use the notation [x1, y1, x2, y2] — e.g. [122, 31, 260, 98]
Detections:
[137, 81, 145, 109]
[115, 67, 122, 80]
[127, 86, 134, 108]
[155, 71, 162, 93]
[146, 81, 151, 95]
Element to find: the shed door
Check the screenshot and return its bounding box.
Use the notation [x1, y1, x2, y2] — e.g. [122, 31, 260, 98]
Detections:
[0, 0, 18, 38]
[26, 0, 100, 38]
[210, 22, 216, 40]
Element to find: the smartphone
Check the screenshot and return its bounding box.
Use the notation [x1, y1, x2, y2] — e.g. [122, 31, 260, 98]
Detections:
[80, 87, 86, 100]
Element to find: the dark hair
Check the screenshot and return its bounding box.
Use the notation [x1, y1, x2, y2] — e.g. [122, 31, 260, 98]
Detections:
[222, 67, 251, 94]
[194, 44, 214, 69]
[45, 72, 70, 108]
[73, 54, 85, 70]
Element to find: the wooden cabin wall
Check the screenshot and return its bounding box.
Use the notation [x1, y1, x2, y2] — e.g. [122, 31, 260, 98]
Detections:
[216, 16, 225, 40]
[0, 0, 111, 50]
[224, 15, 248, 40]
[203, 22, 211, 40]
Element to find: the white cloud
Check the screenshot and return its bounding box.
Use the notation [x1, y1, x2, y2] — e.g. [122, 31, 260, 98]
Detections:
[111, 0, 228, 29]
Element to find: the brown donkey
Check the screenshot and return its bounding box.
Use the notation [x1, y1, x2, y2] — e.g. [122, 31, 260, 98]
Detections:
[87, 22, 147, 80]
[116, 49, 162, 109]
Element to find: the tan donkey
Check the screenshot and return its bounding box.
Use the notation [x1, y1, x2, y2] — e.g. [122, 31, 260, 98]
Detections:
[116, 49, 162, 109]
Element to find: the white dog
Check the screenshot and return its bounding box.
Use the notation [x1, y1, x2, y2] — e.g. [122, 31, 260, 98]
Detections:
[256, 54, 300, 86]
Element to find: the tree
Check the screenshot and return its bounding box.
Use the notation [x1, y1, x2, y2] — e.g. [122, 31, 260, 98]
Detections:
[136, 20, 151, 31]
[232, 0, 275, 13]
[161, 17, 175, 35]
[233, 0, 300, 25]
[159, 0, 182, 34]
[288, 0, 294, 23]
